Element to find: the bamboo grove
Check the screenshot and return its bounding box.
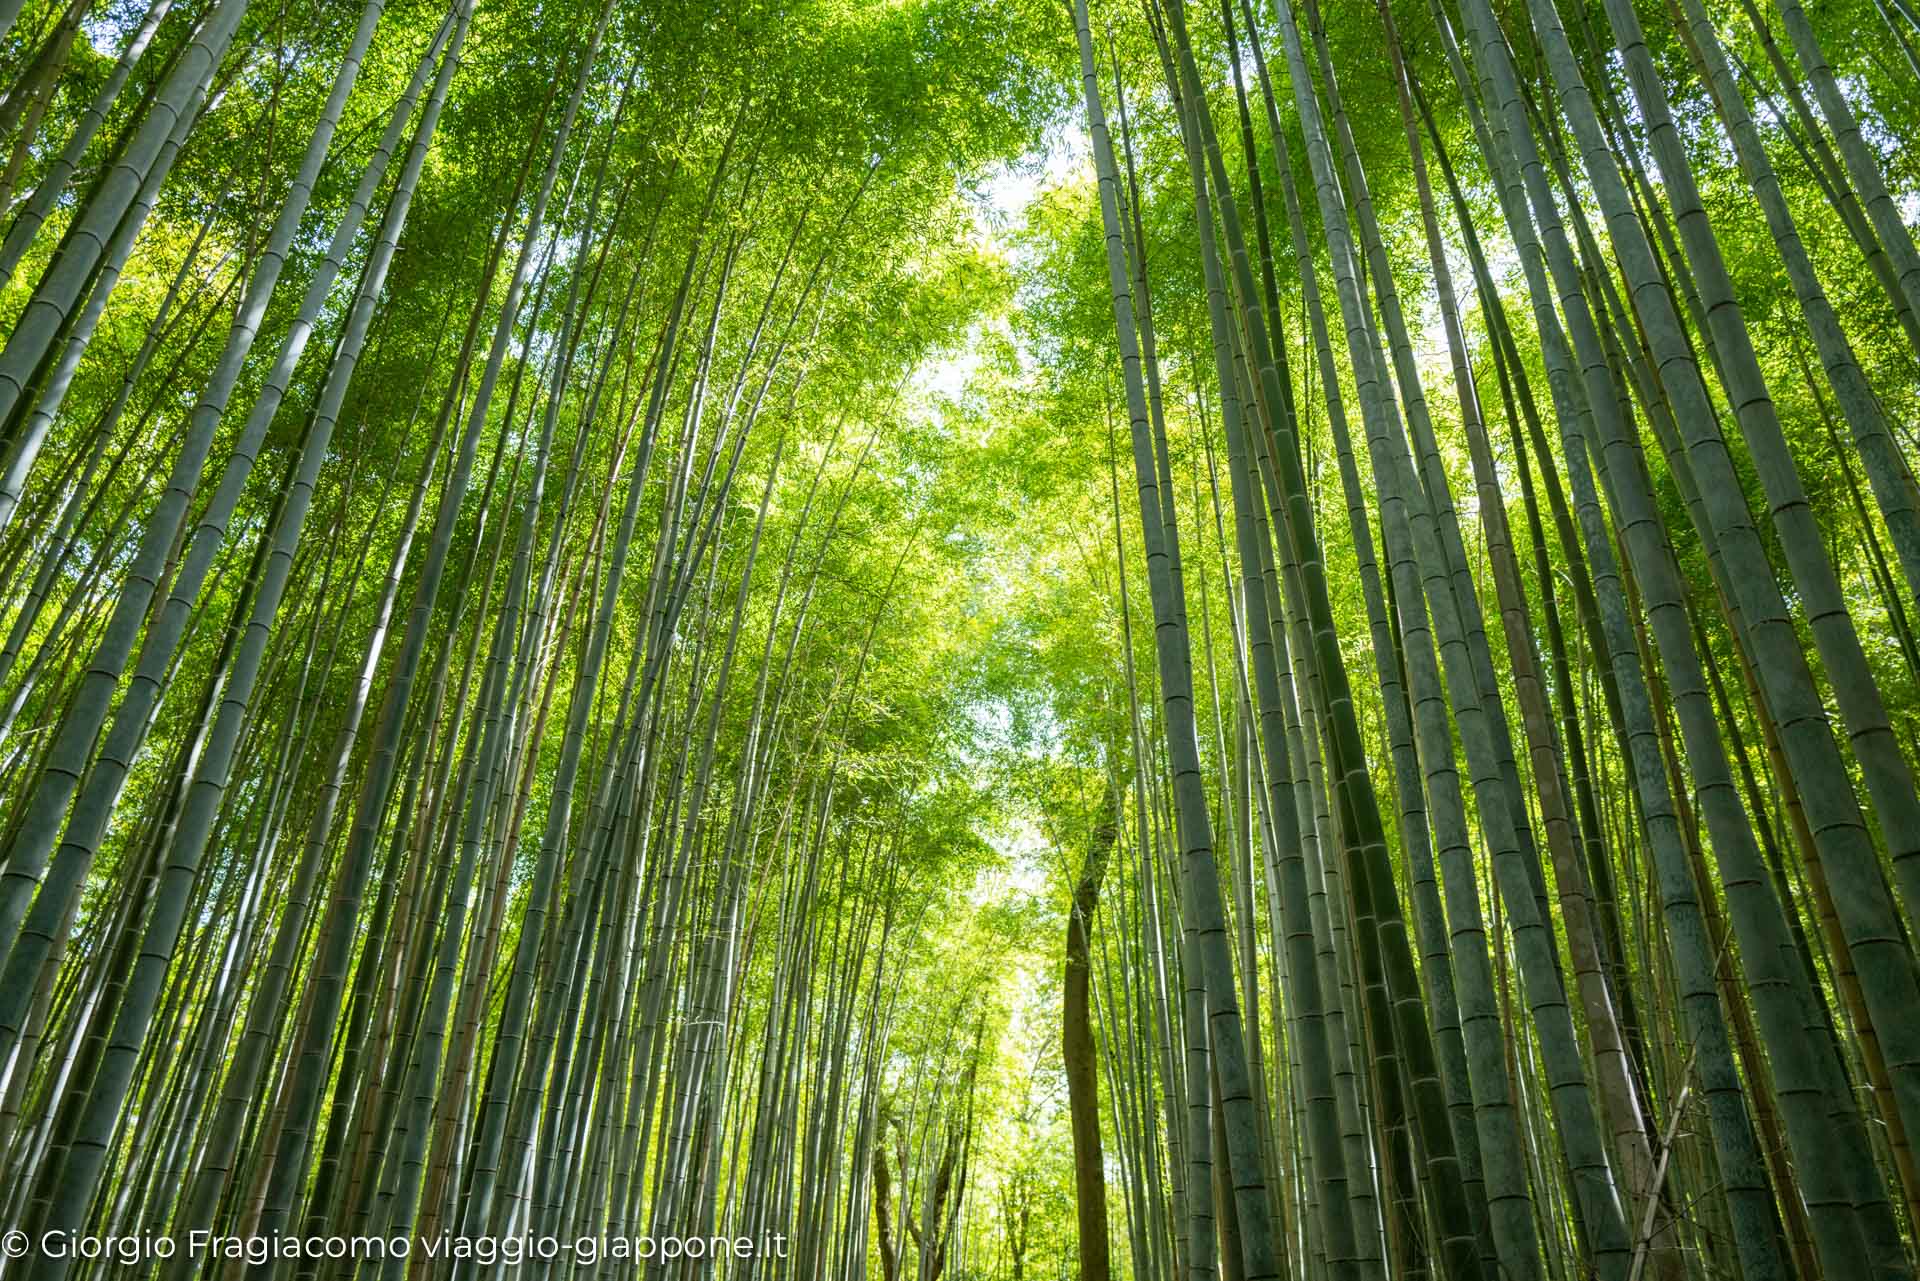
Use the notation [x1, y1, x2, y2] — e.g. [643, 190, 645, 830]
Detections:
[0, 0, 1918, 1276]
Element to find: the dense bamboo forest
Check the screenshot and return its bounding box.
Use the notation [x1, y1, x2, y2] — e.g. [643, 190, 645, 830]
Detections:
[1, 0, 1919, 1275]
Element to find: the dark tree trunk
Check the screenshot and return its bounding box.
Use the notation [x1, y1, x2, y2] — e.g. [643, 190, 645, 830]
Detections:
[1066, 794, 1119, 1281]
